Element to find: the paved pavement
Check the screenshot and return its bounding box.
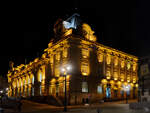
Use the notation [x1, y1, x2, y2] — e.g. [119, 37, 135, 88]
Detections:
[2, 100, 149, 113]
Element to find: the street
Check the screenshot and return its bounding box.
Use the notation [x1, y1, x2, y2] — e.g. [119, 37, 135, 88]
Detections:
[2, 100, 148, 113]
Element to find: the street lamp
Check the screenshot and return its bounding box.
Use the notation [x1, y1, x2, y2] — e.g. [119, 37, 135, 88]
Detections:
[6, 88, 8, 91]
[0, 90, 3, 94]
[61, 65, 71, 112]
[123, 84, 130, 104]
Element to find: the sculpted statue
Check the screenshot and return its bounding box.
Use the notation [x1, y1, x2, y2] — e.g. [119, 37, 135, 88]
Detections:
[82, 23, 97, 42]
[53, 19, 66, 36]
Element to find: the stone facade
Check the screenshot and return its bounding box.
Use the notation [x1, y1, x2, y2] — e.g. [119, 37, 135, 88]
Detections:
[7, 15, 138, 105]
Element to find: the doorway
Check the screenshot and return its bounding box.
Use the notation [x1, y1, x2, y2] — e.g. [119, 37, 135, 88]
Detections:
[106, 87, 111, 98]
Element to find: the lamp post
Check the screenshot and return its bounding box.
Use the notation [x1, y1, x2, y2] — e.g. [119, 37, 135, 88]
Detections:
[123, 85, 130, 104]
[61, 65, 71, 112]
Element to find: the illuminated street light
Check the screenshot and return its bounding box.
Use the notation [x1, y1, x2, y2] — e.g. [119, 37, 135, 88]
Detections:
[0, 90, 3, 93]
[6, 88, 8, 91]
[61, 64, 72, 112]
[123, 84, 130, 104]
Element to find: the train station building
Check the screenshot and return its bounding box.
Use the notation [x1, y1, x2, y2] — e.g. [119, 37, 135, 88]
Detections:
[7, 14, 138, 105]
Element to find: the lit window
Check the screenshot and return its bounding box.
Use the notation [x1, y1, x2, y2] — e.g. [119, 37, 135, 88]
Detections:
[63, 48, 68, 58]
[114, 72, 118, 80]
[55, 52, 60, 61]
[81, 62, 90, 76]
[127, 62, 131, 70]
[106, 54, 111, 65]
[32, 76, 34, 84]
[120, 74, 124, 82]
[121, 60, 125, 68]
[97, 85, 102, 94]
[82, 48, 89, 58]
[133, 77, 136, 83]
[82, 82, 88, 93]
[38, 72, 42, 82]
[106, 71, 111, 79]
[50, 56, 54, 64]
[114, 57, 118, 66]
[133, 63, 137, 71]
[127, 76, 130, 82]
[55, 65, 60, 77]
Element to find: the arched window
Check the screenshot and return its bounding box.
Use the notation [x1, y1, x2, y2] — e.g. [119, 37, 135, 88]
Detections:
[38, 71, 42, 82]
[114, 56, 118, 66]
[127, 62, 131, 70]
[40, 73, 42, 82]
[38, 66, 45, 82]
[32, 76, 34, 84]
[26, 76, 30, 84]
[121, 60, 125, 68]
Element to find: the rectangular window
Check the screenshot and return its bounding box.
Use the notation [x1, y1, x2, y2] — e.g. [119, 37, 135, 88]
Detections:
[82, 82, 88, 93]
[55, 66, 60, 77]
[55, 52, 60, 61]
[82, 48, 89, 58]
[81, 62, 90, 76]
[97, 85, 102, 94]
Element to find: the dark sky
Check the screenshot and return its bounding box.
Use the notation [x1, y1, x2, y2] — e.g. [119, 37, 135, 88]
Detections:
[0, 0, 150, 77]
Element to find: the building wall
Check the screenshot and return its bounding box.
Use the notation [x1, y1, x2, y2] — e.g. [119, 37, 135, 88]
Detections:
[139, 56, 150, 102]
[7, 35, 138, 105]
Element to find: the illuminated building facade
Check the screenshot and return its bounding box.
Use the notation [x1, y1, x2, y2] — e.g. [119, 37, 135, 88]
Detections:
[7, 14, 138, 104]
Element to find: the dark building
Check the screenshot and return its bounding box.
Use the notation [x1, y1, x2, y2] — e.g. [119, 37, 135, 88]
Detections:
[139, 55, 150, 102]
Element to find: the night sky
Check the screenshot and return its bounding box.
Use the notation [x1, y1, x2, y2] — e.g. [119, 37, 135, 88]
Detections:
[0, 0, 150, 77]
